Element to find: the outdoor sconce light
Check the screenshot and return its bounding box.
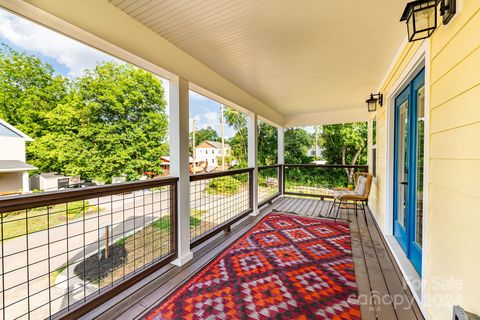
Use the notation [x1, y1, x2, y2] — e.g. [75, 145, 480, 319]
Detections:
[400, 0, 456, 42]
[366, 93, 383, 112]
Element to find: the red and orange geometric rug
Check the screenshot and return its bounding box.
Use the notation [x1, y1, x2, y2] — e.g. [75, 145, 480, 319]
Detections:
[144, 212, 360, 320]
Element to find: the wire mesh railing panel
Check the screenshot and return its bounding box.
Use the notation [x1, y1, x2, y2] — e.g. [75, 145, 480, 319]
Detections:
[0, 178, 177, 319]
[258, 165, 281, 205]
[284, 164, 369, 198]
[190, 169, 253, 245]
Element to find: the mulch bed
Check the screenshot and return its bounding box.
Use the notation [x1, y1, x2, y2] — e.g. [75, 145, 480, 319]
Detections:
[74, 244, 128, 283]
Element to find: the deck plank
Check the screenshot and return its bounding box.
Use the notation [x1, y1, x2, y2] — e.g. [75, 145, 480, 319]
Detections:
[356, 207, 398, 319]
[270, 197, 289, 211]
[364, 210, 423, 319]
[349, 207, 377, 320]
[304, 198, 319, 216]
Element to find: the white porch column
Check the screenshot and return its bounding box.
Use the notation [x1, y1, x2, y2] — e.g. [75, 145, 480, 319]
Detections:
[277, 127, 285, 195]
[169, 77, 193, 266]
[248, 113, 259, 215]
[277, 127, 285, 165]
[22, 171, 30, 193]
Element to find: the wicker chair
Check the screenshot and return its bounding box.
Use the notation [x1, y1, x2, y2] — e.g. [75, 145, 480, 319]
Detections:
[328, 172, 373, 223]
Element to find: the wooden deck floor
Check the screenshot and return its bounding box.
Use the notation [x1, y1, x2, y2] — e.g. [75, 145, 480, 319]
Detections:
[82, 196, 424, 320]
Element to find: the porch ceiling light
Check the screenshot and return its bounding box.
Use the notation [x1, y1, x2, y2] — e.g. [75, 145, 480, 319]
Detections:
[366, 93, 383, 113]
[400, 0, 456, 42]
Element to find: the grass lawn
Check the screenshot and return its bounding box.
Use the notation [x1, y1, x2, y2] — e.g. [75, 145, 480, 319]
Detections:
[0, 201, 98, 241]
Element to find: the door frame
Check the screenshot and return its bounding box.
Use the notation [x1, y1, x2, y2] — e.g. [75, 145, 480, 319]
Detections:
[384, 39, 430, 307]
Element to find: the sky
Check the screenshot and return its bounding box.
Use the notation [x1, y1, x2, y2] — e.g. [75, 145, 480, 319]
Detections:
[0, 8, 236, 138]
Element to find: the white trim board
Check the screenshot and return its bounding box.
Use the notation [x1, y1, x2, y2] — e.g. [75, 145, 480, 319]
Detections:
[383, 38, 431, 317]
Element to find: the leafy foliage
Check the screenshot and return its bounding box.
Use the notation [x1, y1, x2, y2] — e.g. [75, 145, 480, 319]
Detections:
[0, 46, 169, 182]
[321, 122, 367, 165]
[0, 45, 68, 137]
[258, 122, 278, 165]
[321, 122, 367, 183]
[206, 176, 242, 195]
[284, 128, 313, 164]
[223, 106, 248, 163]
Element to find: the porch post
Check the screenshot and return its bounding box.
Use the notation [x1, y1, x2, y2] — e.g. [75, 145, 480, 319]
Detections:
[248, 113, 259, 215]
[169, 76, 193, 266]
[278, 127, 285, 195]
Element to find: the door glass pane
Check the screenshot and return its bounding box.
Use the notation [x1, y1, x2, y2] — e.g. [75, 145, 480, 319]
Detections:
[415, 86, 425, 246]
[397, 100, 408, 228]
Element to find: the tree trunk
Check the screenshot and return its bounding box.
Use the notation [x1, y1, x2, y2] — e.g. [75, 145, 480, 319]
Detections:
[347, 147, 363, 184]
[341, 147, 363, 184]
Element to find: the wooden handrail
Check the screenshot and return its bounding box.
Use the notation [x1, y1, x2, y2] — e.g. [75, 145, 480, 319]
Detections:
[189, 167, 254, 181]
[0, 176, 179, 213]
[284, 163, 368, 169]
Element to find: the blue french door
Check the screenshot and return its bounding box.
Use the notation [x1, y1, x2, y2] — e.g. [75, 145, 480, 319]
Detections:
[393, 69, 425, 275]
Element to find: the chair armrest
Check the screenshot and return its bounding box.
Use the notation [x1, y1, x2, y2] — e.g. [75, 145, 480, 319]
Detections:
[333, 187, 351, 191]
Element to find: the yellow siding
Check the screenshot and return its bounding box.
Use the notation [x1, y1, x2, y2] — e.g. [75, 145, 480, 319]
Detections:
[370, 2, 480, 318]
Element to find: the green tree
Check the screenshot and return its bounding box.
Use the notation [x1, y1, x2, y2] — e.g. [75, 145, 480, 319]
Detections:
[0, 45, 68, 137]
[51, 62, 168, 181]
[284, 128, 313, 164]
[321, 122, 367, 183]
[223, 106, 248, 164]
[0, 46, 169, 182]
[258, 122, 278, 165]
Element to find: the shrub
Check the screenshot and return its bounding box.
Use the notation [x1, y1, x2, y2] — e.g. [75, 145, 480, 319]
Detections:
[206, 176, 241, 195]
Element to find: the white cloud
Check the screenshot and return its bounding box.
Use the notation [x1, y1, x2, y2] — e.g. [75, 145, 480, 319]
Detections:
[204, 111, 218, 124]
[0, 9, 122, 77]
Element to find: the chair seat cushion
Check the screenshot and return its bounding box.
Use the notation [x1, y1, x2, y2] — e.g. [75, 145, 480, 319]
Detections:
[333, 190, 357, 199]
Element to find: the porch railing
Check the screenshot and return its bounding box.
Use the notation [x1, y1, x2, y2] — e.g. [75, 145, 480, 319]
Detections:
[283, 164, 369, 199]
[0, 163, 370, 319]
[258, 164, 282, 206]
[189, 168, 254, 247]
[0, 177, 178, 320]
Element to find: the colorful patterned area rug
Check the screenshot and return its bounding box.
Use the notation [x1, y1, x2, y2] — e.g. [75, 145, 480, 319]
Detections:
[144, 212, 360, 320]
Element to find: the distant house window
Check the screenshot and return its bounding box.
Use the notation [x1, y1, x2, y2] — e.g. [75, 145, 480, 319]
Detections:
[211, 150, 214, 154]
[212, 158, 215, 163]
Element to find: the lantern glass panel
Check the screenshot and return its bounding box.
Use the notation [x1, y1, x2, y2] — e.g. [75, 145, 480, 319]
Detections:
[407, 14, 415, 40]
[367, 100, 377, 112]
[413, 5, 436, 31]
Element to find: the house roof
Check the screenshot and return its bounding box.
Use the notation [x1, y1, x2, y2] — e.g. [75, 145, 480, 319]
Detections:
[0, 160, 37, 173]
[160, 156, 195, 164]
[198, 141, 231, 149]
[0, 119, 33, 141]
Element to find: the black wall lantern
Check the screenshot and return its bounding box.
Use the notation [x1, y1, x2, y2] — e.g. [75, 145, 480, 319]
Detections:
[366, 93, 383, 112]
[400, 0, 456, 42]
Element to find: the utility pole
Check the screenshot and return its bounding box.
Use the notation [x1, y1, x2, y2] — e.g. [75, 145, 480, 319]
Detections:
[221, 105, 225, 171]
[192, 119, 196, 171]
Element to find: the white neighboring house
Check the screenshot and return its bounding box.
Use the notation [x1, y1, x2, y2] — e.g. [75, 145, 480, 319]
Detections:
[0, 119, 37, 195]
[307, 146, 323, 158]
[194, 141, 231, 171]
